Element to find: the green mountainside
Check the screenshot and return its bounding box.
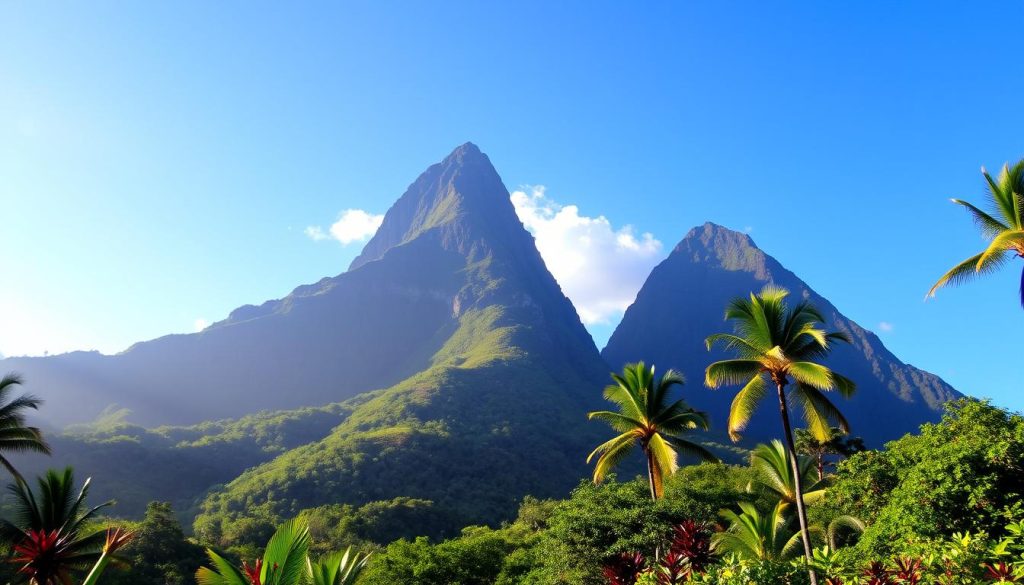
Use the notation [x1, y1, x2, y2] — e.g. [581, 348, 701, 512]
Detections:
[4, 400, 361, 519]
[184, 143, 616, 547]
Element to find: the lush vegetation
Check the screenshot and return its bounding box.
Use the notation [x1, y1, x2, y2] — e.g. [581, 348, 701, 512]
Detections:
[346, 399, 1024, 584]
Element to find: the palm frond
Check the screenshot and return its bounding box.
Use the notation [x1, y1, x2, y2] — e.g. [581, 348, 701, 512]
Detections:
[705, 360, 763, 388]
[786, 361, 837, 390]
[983, 165, 1019, 227]
[952, 198, 1011, 237]
[587, 433, 635, 484]
[655, 403, 709, 432]
[928, 251, 1010, 297]
[587, 411, 644, 433]
[792, 383, 851, 438]
[977, 229, 1024, 267]
[647, 433, 678, 498]
[663, 435, 718, 463]
[261, 518, 310, 585]
[727, 374, 768, 442]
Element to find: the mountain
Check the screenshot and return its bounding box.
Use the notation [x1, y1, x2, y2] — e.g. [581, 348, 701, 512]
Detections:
[1, 143, 605, 429]
[190, 143, 617, 546]
[602, 222, 961, 446]
[5, 143, 618, 544]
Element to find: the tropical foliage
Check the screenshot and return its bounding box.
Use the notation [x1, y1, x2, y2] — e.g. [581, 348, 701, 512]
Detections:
[195, 518, 369, 585]
[0, 468, 116, 584]
[714, 500, 802, 561]
[749, 440, 827, 506]
[588, 362, 716, 499]
[794, 428, 864, 481]
[104, 501, 207, 585]
[929, 159, 1024, 306]
[0, 373, 50, 481]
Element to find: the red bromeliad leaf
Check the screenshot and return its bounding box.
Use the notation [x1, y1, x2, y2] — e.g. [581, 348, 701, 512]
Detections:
[602, 552, 645, 585]
[667, 520, 715, 575]
[9, 529, 75, 585]
[242, 558, 263, 585]
[984, 562, 1021, 582]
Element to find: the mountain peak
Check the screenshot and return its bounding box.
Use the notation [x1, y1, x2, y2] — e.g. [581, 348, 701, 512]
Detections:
[445, 141, 484, 161]
[605, 222, 961, 446]
[673, 223, 767, 276]
[349, 142, 518, 270]
[679, 222, 755, 249]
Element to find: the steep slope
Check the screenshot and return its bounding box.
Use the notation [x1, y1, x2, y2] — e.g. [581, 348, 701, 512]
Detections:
[182, 144, 621, 546]
[1, 143, 602, 428]
[603, 223, 960, 446]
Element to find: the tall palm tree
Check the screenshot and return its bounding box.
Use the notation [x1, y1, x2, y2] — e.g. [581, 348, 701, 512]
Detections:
[705, 286, 855, 585]
[0, 374, 51, 480]
[928, 160, 1024, 306]
[749, 440, 827, 506]
[714, 501, 803, 561]
[587, 362, 717, 500]
[197, 518, 311, 585]
[0, 468, 115, 585]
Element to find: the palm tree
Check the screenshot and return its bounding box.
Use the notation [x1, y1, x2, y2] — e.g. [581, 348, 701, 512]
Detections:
[794, 427, 864, 481]
[705, 285, 855, 585]
[714, 501, 803, 561]
[928, 159, 1024, 306]
[0, 373, 51, 480]
[749, 440, 827, 506]
[0, 468, 116, 585]
[587, 362, 717, 500]
[196, 518, 311, 585]
[307, 547, 371, 585]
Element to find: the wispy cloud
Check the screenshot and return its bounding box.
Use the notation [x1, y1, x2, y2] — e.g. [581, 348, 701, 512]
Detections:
[878, 321, 894, 333]
[511, 186, 663, 325]
[306, 209, 384, 246]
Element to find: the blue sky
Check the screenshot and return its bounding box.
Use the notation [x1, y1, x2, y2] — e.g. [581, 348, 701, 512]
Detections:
[1, 2, 1021, 410]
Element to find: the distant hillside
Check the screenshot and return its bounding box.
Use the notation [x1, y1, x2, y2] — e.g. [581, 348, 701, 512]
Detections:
[3, 400, 358, 519]
[602, 223, 961, 446]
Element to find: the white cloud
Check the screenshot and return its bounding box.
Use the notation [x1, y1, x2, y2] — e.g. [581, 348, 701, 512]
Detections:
[306, 209, 384, 246]
[511, 186, 663, 325]
[304, 226, 329, 241]
[878, 321, 894, 332]
[194, 318, 210, 332]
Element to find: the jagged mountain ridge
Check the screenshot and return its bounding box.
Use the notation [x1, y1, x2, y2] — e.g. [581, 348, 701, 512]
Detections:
[602, 222, 961, 446]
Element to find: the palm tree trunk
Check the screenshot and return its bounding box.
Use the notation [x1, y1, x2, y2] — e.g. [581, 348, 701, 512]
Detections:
[644, 446, 662, 562]
[775, 381, 818, 585]
[644, 447, 658, 501]
[816, 453, 825, 482]
[1018, 263, 1023, 308]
